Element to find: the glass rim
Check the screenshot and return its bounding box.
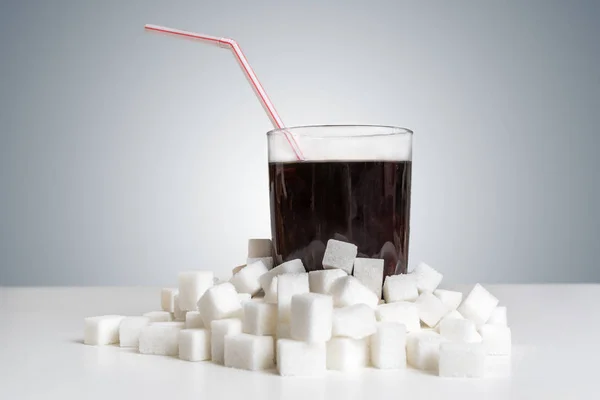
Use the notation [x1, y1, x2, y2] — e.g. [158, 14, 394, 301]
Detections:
[266, 124, 413, 138]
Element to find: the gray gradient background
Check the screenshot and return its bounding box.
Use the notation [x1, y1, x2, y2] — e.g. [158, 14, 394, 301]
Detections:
[1, 1, 599, 286]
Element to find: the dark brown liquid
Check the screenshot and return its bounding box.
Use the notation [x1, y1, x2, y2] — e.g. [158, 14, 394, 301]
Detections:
[269, 161, 412, 277]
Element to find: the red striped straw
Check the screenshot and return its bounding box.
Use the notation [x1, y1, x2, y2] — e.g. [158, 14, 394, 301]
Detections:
[144, 24, 304, 161]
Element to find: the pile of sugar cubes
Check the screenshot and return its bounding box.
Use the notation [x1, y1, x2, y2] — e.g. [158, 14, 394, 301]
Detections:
[84, 238, 511, 378]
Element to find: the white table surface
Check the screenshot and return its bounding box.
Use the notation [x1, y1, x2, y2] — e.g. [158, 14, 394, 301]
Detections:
[0, 285, 597, 399]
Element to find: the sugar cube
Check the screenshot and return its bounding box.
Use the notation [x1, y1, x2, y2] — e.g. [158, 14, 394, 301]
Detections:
[457, 284, 499, 326]
[173, 294, 187, 321]
[376, 302, 421, 332]
[138, 322, 184, 356]
[248, 238, 272, 258]
[178, 271, 214, 311]
[277, 339, 326, 376]
[326, 337, 369, 371]
[308, 269, 347, 294]
[435, 310, 464, 332]
[185, 311, 204, 329]
[352, 258, 384, 299]
[438, 342, 485, 378]
[277, 273, 309, 322]
[230, 260, 269, 296]
[277, 322, 291, 340]
[371, 322, 407, 369]
[211, 318, 243, 364]
[487, 306, 507, 326]
[243, 301, 277, 336]
[84, 315, 125, 345]
[406, 330, 447, 372]
[246, 257, 274, 270]
[479, 324, 511, 355]
[383, 274, 418, 303]
[264, 276, 278, 304]
[119, 316, 150, 347]
[198, 282, 242, 327]
[224, 334, 274, 371]
[433, 289, 463, 311]
[259, 259, 306, 294]
[161, 288, 178, 312]
[290, 293, 333, 343]
[415, 292, 448, 327]
[322, 239, 358, 274]
[179, 329, 211, 361]
[412, 262, 443, 293]
[332, 304, 377, 339]
[238, 293, 252, 303]
[439, 318, 482, 343]
[143, 311, 173, 323]
[330, 276, 379, 309]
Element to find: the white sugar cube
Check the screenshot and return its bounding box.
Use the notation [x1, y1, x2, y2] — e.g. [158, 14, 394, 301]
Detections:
[479, 324, 511, 355]
[178, 271, 214, 311]
[352, 258, 384, 299]
[243, 301, 277, 336]
[383, 274, 418, 302]
[435, 310, 464, 332]
[230, 260, 269, 296]
[439, 318, 482, 343]
[259, 259, 305, 294]
[185, 311, 204, 329]
[290, 293, 333, 343]
[406, 330, 447, 371]
[433, 289, 463, 311]
[457, 284, 499, 326]
[264, 276, 278, 304]
[277, 273, 309, 322]
[246, 257, 274, 270]
[326, 337, 369, 371]
[179, 329, 211, 361]
[224, 334, 274, 371]
[161, 288, 178, 312]
[143, 311, 173, 323]
[173, 294, 187, 321]
[277, 322, 291, 340]
[277, 339, 326, 376]
[412, 262, 443, 293]
[248, 238, 272, 258]
[487, 306, 508, 326]
[322, 239, 358, 274]
[198, 282, 242, 327]
[439, 342, 485, 378]
[210, 318, 243, 364]
[415, 292, 448, 327]
[332, 304, 377, 339]
[84, 315, 125, 345]
[238, 293, 252, 303]
[330, 276, 379, 309]
[371, 322, 407, 369]
[138, 322, 184, 356]
[376, 302, 420, 332]
[119, 316, 150, 347]
[308, 269, 347, 294]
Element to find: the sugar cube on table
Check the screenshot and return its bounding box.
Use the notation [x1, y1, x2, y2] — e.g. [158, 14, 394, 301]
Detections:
[330, 276, 379, 309]
[433, 289, 463, 311]
[143, 311, 173, 323]
[185, 311, 204, 329]
[406, 330, 447, 372]
[138, 322, 184, 356]
[439, 318, 482, 343]
[246, 257, 274, 270]
[290, 293, 333, 343]
[332, 304, 377, 339]
[198, 282, 242, 327]
[277, 339, 326, 377]
[376, 302, 421, 332]
[230, 260, 269, 296]
[457, 284, 499, 326]
[84, 315, 125, 345]
[412, 262, 443, 293]
[479, 324, 511, 355]
[322, 239, 358, 274]
[326, 337, 369, 372]
[248, 238, 272, 258]
[439, 342, 485, 378]
[308, 269, 347, 294]
[264, 276, 278, 304]
[371, 322, 407, 369]
[415, 292, 448, 327]
[352, 258, 385, 299]
[161, 288, 178, 312]
[173, 294, 187, 321]
[179, 329, 211, 361]
[243, 301, 277, 336]
[224, 334, 274, 371]
[119, 316, 150, 347]
[487, 306, 508, 326]
[259, 259, 306, 294]
[211, 318, 243, 364]
[277, 273, 309, 322]
[178, 271, 214, 311]
[383, 274, 418, 303]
